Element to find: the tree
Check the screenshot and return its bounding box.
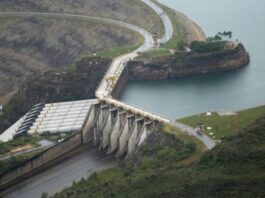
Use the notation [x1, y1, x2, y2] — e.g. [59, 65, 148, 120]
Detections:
[214, 34, 222, 41]
[41, 192, 49, 198]
[177, 40, 187, 51]
[218, 31, 233, 40]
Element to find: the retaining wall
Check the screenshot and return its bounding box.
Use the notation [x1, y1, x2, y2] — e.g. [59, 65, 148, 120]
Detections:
[0, 132, 82, 190]
[111, 65, 129, 99]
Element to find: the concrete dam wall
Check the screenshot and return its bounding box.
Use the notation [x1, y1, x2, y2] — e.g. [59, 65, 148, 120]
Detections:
[0, 132, 82, 190]
[82, 102, 158, 158]
[0, 101, 158, 190]
[111, 64, 129, 99]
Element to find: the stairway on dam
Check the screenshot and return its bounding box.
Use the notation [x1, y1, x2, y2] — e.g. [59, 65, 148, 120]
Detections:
[0, 100, 98, 142]
[0, 99, 159, 190]
[0, 0, 216, 194]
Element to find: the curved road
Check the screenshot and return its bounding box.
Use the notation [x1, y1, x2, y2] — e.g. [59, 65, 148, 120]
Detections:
[0, 1, 215, 149]
[0, 1, 215, 197]
[95, 0, 215, 149]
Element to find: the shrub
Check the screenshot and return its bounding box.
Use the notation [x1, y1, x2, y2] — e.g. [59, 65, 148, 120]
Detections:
[41, 192, 49, 198]
[190, 40, 225, 53]
[175, 51, 186, 61]
[90, 171, 98, 179]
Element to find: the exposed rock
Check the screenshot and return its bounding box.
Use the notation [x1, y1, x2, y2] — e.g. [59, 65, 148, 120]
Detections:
[129, 43, 250, 80]
[0, 57, 110, 133]
[0, 16, 138, 103]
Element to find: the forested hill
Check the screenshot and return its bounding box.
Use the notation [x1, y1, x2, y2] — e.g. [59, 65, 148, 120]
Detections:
[51, 115, 265, 198]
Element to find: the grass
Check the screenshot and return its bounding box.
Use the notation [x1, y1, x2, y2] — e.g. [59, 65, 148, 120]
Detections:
[96, 30, 144, 59]
[0, 134, 41, 155]
[51, 115, 265, 197]
[138, 1, 184, 59]
[51, 125, 205, 198]
[162, 8, 181, 50]
[178, 105, 265, 140]
[0, 133, 63, 156]
[0, 132, 75, 175]
[140, 48, 172, 58]
[51, 63, 76, 73]
[0, 151, 41, 175]
[95, 44, 141, 59]
[149, 0, 180, 48]
[162, 123, 206, 165]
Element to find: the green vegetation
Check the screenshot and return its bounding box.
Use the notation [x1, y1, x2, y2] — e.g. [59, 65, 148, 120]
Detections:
[175, 51, 186, 61]
[95, 30, 144, 59]
[0, 152, 40, 175]
[140, 48, 172, 58]
[190, 40, 226, 53]
[158, 4, 184, 49]
[0, 132, 75, 175]
[0, 133, 58, 156]
[0, 16, 142, 104]
[0, 134, 40, 155]
[51, 114, 265, 198]
[217, 31, 233, 40]
[162, 19, 180, 50]
[96, 44, 140, 59]
[178, 105, 265, 140]
[138, 1, 187, 58]
[207, 31, 233, 42]
[50, 125, 206, 198]
[0, 57, 110, 132]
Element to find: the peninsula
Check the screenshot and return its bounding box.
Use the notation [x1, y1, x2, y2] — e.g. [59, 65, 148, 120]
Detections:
[0, 0, 260, 198]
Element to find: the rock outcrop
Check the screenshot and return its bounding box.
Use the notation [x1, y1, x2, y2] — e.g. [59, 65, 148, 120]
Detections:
[128, 43, 250, 80]
[0, 57, 110, 133]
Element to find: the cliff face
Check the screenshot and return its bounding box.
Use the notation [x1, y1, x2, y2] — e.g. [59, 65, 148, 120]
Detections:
[0, 57, 110, 132]
[129, 43, 250, 80]
[0, 16, 139, 104]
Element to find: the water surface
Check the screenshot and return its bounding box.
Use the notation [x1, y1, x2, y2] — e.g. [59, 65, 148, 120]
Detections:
[122, 0, 265, 119]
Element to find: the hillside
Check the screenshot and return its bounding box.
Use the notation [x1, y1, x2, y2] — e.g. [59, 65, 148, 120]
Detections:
[0, 57, 110, 132]
[50, 115, 265, 198]
[0, 0, 163, 104]
[0, 0, 163, 36]
[0, 16, 140, 103]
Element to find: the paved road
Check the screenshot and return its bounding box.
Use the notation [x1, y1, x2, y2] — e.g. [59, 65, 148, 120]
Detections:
[95, 0, 173, 123]
[96, 0, 173, 99]
[169, 121, 216, 149]
[0, 1, 216, 196]
[0, 1, 216, 149]
[94, 0, 216, 149]
[1, 146, 117, 198]
[141, 0, 173, 43]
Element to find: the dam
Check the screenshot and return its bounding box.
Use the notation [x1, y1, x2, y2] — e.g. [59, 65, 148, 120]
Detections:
[122, 0, 265, 119]
[0, 0, 216, 196]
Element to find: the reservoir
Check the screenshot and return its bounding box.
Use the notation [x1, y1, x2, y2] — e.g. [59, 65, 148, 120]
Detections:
[122, 0, 265, 119]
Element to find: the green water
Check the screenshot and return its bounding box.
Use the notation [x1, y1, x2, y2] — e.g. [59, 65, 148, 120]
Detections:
[122, 0, 265, 119]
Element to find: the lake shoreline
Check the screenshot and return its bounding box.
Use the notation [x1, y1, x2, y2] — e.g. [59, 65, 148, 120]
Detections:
[128, 42, 250, 80]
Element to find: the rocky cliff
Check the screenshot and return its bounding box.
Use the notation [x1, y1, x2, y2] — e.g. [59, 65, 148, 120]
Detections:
[0, 57, 110, 132]
[128, 43, 250, 80]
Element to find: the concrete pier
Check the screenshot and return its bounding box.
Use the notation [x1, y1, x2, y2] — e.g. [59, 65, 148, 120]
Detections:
[81, 103, 158, 157]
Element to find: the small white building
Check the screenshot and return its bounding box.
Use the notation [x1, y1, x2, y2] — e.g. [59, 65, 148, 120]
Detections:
[206, 111, 212, 116]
